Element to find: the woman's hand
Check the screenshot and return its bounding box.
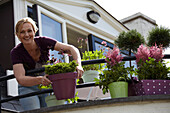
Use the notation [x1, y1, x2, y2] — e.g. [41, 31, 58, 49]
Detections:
[41, 74, 52, 86]
[76, 65, 84, 79]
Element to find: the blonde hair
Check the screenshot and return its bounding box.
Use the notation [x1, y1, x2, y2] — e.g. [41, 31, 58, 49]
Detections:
[15, 17, 38, 35]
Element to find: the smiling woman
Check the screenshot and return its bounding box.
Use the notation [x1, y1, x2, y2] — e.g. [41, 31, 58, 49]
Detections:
[10, 17, 84, 111]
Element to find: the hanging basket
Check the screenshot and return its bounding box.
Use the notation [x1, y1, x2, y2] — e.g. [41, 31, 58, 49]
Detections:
[48, 72, 77, 100]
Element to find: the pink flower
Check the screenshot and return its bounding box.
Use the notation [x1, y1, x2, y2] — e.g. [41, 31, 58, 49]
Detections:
[136, 44, 150, 63]
[85, 38, 88, 44]
[101, 41, 107, 46]
[150, 44, 164, 61]
[105, 47, 123, 67]
[135, 44, 164, 64]
[77, 37, 83, 43]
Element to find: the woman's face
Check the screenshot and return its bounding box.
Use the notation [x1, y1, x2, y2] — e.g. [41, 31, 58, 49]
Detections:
[17, 23, 35, 45]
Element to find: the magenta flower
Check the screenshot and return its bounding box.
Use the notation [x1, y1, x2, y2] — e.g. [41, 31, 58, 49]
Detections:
[150, 44, 164, 61]
[105, 47, 123, 67]
[136, 44, 150, 63]
[135, 44, 164, 64]
[101, 41, 107, 46]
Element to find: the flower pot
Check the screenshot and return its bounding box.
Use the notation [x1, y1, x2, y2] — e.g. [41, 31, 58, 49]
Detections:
[135, 80, 170, 96]
[45, 95, 65, 107]
[82, 70, 99, 83]
[128, 82, 137, 96]
[108, 82, 128, 98]
[48, 72, 77, 100]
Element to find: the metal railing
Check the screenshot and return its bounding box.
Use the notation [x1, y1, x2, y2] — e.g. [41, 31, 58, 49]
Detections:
[1, 55, 170, 112]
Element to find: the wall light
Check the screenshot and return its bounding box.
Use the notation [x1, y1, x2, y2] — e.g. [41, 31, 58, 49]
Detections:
[87, 10, 101, 24]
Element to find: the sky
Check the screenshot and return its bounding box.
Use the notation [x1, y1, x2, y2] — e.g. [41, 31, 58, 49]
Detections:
[95, 0, 170, 28]
[95, 0, 170, 63]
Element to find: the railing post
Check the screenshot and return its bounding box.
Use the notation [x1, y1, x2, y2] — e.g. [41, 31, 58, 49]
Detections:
[0, 83, 1, 113]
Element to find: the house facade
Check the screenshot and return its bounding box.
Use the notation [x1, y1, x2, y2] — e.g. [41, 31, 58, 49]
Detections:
[120, 12, 157, 39]
[0, 0, 128, 100]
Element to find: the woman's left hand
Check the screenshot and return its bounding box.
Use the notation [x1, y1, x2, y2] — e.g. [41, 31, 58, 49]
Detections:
[76, 65, 84, 79]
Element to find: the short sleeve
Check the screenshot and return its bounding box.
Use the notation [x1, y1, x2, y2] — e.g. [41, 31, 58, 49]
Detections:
[35, 36, 57, 51]
[10, 48, 23, 65]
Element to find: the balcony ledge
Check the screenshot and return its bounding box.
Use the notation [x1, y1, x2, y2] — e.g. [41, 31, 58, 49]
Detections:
[16, 94, 170, 113]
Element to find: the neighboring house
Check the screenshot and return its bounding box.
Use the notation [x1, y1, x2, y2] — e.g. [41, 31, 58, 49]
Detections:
[120, 12, 157, 40]
[120, 12, 170, 67]
[0, 0, 129, 111]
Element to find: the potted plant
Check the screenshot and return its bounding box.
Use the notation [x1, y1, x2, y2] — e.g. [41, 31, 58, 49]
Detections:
[115, 29, 145, 68]
[39, 59, 79, 107]
[135, 44, 170, 95]
[41, 86, 79, 107]
[44, 60, 78, 99]
[94, 46, 134, 98]
[81, 49, 105, 83]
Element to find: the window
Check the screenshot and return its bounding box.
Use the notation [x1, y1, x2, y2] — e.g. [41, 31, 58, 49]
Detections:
[88, 34, 137, 69]
[27, 6, 33, 18]
[27, 5, 64, 61]
[41, 14, 63, 61]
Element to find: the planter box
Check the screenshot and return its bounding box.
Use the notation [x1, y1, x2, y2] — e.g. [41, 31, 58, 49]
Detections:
[48, 72, 77, 100]
[134, 80, 170, 95]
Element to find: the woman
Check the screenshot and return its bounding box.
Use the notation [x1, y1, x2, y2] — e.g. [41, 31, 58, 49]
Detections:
[10, 17, 84, 111]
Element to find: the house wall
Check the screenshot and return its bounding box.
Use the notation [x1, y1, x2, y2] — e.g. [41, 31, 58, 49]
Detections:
[0, 0, 15, 70]
[27, 0, 128, 43]
[123, 18, 156, 40]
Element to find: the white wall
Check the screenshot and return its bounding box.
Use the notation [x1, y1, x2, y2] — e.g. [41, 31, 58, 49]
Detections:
[6, 70, 18, 96]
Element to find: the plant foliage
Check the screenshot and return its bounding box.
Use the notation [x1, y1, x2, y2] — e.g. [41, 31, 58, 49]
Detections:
[135, 44, 170, 80]
[82, 50, 105, 71]
[44, 60, 78, 75]
[94, 46, 134, 94]
[115, 29, 145, 53]
[136, 57, 170, 80]
[147, 26, 170, 48]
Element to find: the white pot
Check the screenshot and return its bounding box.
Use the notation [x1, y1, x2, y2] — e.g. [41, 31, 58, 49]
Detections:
[82, 70, 99, 83]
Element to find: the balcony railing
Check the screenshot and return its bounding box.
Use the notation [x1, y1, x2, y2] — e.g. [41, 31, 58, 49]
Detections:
[1, 55, 170, 113]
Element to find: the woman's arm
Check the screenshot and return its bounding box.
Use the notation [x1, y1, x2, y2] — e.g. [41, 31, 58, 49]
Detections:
[54, 42, 84, 78]
[13, 64, 51, 86]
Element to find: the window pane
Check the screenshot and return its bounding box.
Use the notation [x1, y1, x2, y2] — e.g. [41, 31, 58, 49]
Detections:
[95, 42, 108, 55]
[41, 14, 63, 61]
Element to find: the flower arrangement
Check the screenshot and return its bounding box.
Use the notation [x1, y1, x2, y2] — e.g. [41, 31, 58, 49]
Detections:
[95, 46, 134, 94]
[135, 44, 170, 80]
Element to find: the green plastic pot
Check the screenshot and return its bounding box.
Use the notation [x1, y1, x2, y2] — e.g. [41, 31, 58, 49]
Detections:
[108, 81, 128, 98]
[45, 95, 65, 107]
[82, 70, 99, 83]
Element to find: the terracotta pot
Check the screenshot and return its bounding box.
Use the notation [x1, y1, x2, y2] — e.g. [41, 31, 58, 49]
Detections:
[48, 72, 77, 100]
